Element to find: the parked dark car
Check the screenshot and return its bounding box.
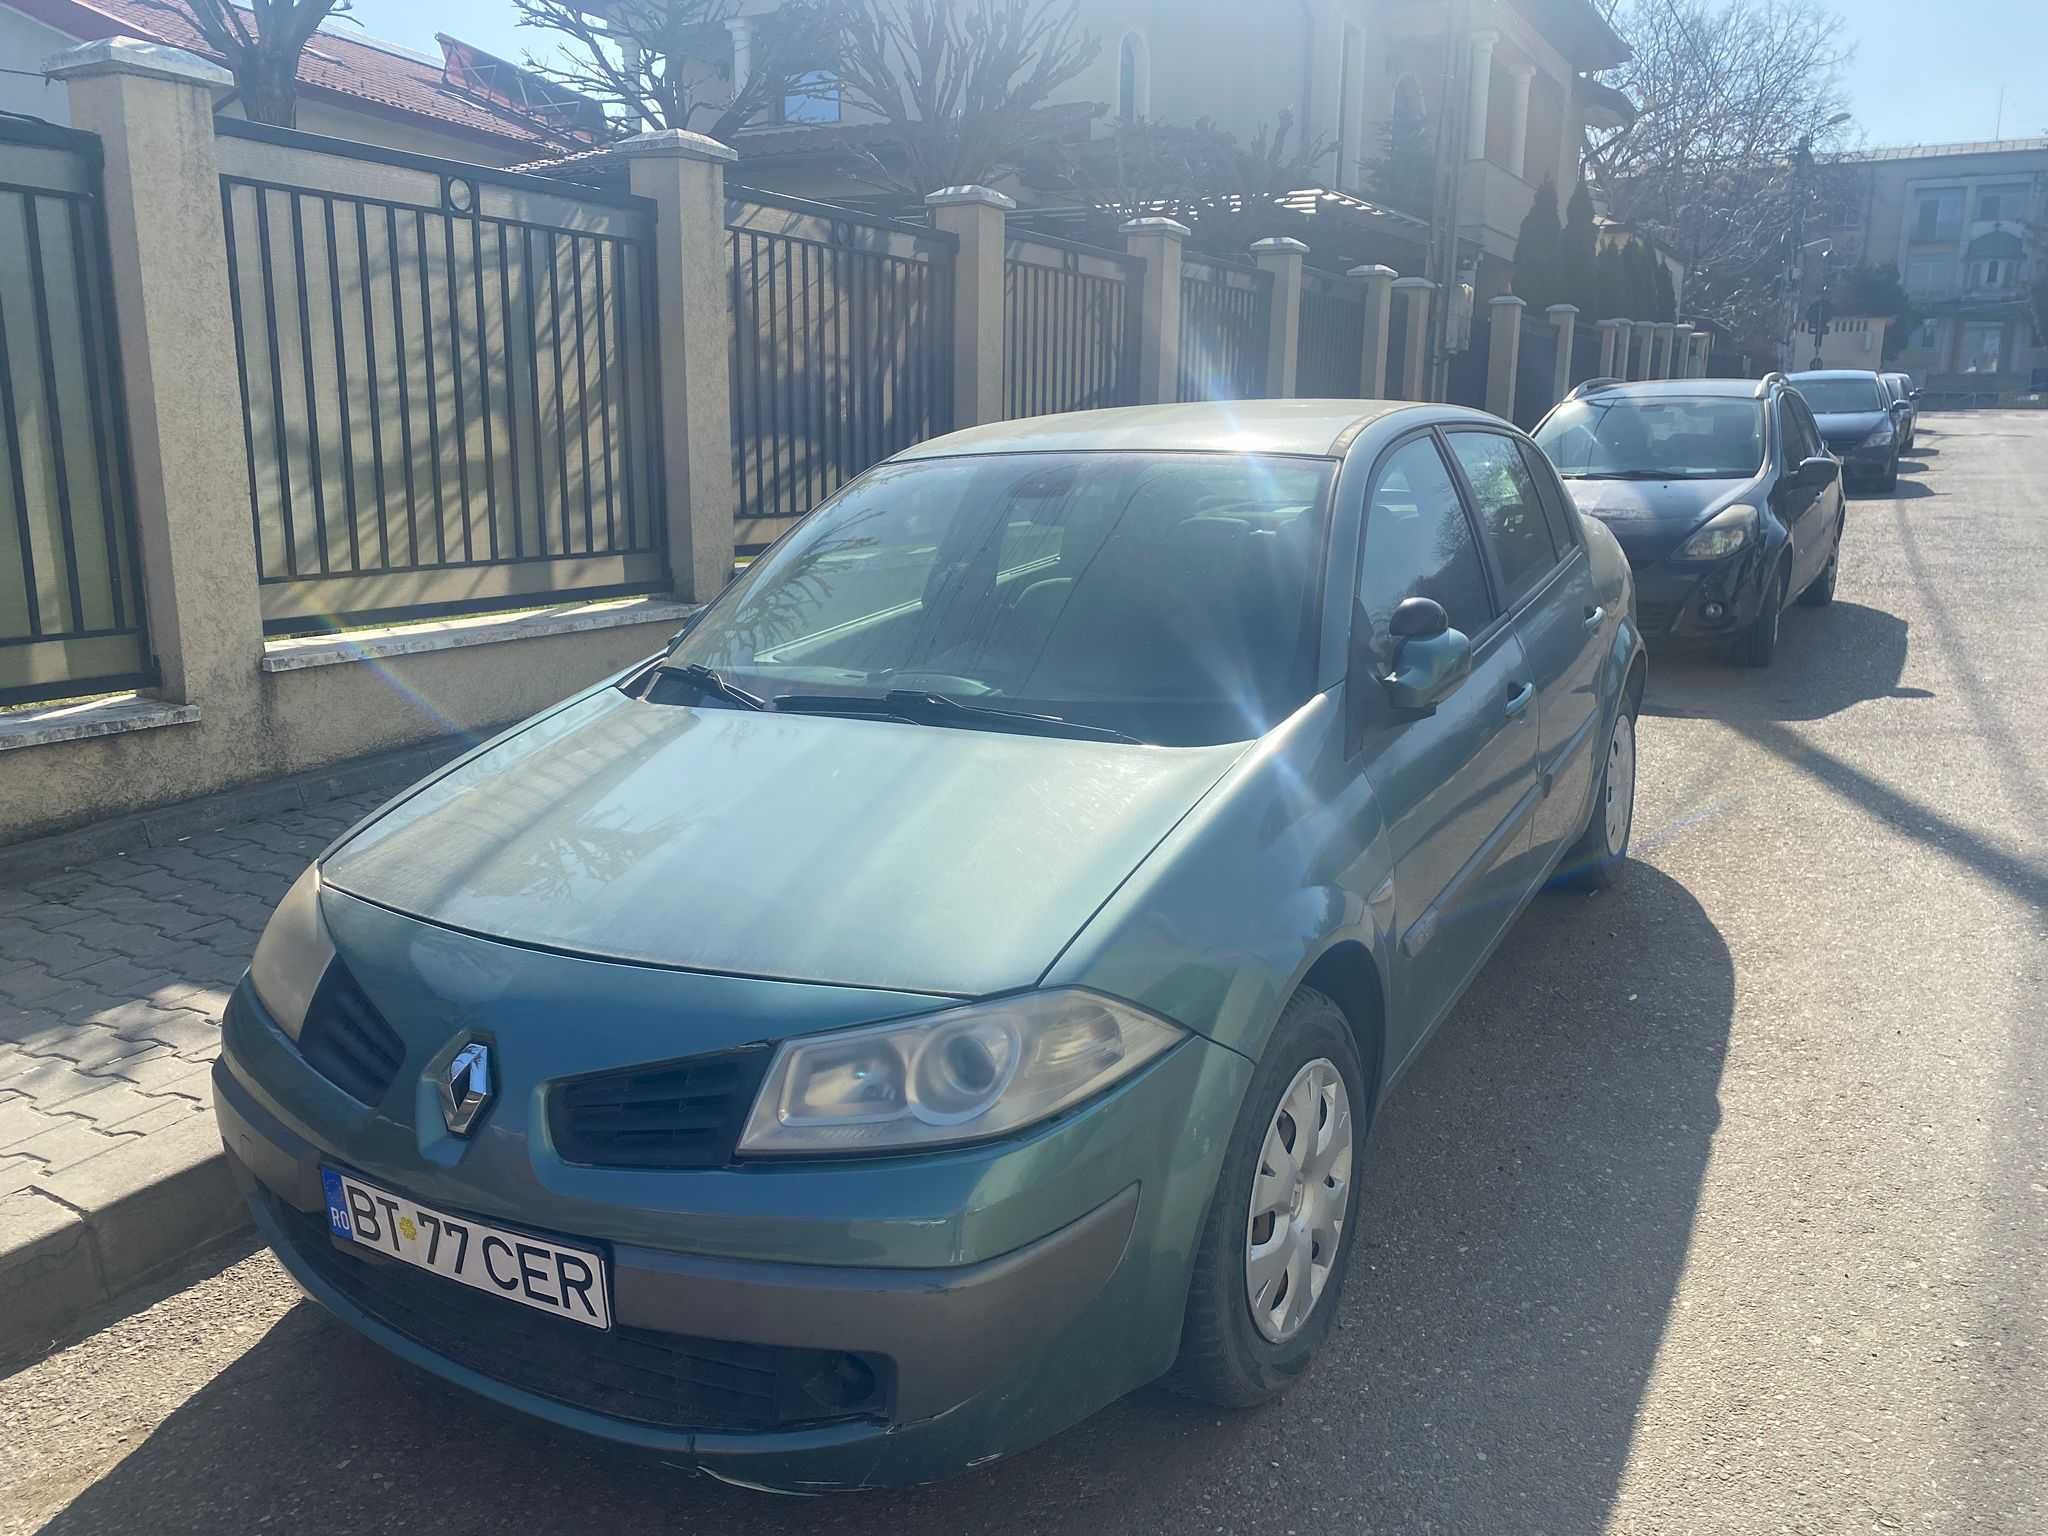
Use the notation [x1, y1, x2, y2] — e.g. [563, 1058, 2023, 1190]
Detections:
[1787, 369, 1900, 490]
[1533, 374, 1844, 667]
[1881, 371, 1919, 451]
[221, 401, 1646, 1491]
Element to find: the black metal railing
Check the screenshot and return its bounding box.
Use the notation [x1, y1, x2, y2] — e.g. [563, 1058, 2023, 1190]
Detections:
[1003, 233, 1140, 419]
[0, 118, 151, 706]
[1178, 255, 1272, 403]
[728, 187, 954, 547]
[1297, 269, 1365, 399]
[217, 122, 666, 632]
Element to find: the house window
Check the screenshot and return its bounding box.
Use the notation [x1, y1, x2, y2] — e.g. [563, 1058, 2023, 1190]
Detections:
[1913, 188, 1963, 241]
[1960, 321, 2005, 373]
[782, 69, 841, 123]
[1117, 32, 1149, 124]
[1913, 318, 1940, 352]
[1904, 254, 1953, 293]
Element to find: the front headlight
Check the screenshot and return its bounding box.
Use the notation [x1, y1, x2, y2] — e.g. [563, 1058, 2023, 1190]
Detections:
[1859, 424, 1895, 447]
[738, 990, 1185, 1156]
[1675, 503, 1758, 562]
[249, 864, 335, 1040]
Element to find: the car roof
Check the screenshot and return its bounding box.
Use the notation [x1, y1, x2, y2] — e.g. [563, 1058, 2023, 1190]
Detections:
[890, 400, 1501, 462]
[1787, 369, 1883, 380]
[1561, 377, 1767, 401]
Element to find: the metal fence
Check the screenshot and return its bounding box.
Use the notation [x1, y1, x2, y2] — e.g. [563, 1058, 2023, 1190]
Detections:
[0, 118, 150, 705]
[1296, 269, 1365, 399]
[1178, 256, 1272, 403]
[1003, 233, 1140, 419]
[728, 188, 954, 550]
[217, 122, 666, 633]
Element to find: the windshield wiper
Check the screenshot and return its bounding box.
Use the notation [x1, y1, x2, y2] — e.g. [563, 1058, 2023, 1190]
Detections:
[665, 662, 766, 711]
[773, 689, 1143, 744]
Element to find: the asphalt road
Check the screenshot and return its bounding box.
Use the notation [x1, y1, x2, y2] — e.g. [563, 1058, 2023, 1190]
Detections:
[4, 412, 2043, 1536]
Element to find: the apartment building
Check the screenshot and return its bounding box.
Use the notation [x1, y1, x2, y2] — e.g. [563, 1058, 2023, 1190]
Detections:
[1824, 138, 2047, 387]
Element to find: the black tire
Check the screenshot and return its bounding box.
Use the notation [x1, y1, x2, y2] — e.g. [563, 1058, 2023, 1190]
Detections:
[1167, 988, 1367, 1408]
[1560, 703, 1637, 891]
[1738, 567, 1787, 668]
[1799, 521, 1841, 607]
[1880, 451, 1899, 492]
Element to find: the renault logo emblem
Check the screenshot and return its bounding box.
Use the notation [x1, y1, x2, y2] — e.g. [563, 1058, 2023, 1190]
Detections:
[439, 1041, 493, 1136]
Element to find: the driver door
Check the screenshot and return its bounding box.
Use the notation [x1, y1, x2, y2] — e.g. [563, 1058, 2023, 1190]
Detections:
[1354, 433, 1539, 1073]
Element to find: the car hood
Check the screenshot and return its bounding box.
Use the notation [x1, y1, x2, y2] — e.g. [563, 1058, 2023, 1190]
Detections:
[321, 688, 1246, 997]
[1811, 410, 1889, 445]
[1557, 476, 1754, 565]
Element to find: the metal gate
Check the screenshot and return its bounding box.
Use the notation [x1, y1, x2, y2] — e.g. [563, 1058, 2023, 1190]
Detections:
[0, 118, 150, 705]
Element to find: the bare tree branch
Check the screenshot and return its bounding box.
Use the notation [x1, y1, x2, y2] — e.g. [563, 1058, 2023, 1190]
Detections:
[141, 0, 350, 124]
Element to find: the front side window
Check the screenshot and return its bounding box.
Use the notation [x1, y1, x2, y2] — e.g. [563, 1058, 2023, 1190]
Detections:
[1791, 376, 1885, 413]
[667, 452, 1335, 746]
[1780, 394, 1821, 462]
[1356, 436, 1494, 666]
[1446, 431, 1559, 609]
[1534, 394, 1766, 480]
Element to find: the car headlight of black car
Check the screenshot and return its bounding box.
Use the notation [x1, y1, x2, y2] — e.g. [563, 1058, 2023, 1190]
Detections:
[738, 990, 1185, 1155]
[1675, 503, 1758, 563]
[1858, 424, 1895, 448]
[249, 864, 335, 1040]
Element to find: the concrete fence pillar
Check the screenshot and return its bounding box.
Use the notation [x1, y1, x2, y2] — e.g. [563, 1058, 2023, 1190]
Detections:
[1671, 324, 1696, 380]
[1390, 276, 1436, 401]
[1651, 321, 1675, 378]
[1691, 330, 1712, 376]
[925, 185, 1013, 427]
[1123, 217, 1190, 405]
[1610, 318, 1634, 380]
[1351, 264, 1397, 397]
[621, 130, 739, 602]
[1594, 319, 1621, 378]
[48, 40, 259, 713]
[1546, 303, 1579, 409]
[1486, 295, 1525, 420]
[1252, 236, 1308, 397]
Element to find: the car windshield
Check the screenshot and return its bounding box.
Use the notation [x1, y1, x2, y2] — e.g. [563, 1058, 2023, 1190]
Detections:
[1534, 395, 1765, 480]
[662, 452, 1335, 747]
[1792, 377, 1884, 413]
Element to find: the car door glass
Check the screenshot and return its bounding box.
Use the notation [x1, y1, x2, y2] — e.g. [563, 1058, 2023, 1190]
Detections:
[1517, 441, 1581, 556]
[1783, 395, 1821, 462]
[1357, 436, 1494, 667]
[1446, 431, 1560, 609]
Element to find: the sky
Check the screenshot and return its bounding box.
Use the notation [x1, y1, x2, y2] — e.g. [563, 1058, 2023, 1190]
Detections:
[336, 0, 2048, 153]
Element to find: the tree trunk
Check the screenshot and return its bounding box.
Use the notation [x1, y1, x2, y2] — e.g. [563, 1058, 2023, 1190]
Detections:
[238, 50, 300, 128]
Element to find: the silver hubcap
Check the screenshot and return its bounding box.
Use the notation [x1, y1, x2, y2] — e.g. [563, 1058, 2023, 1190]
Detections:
[1245, 1058, 1353, 1343]
[1604, 713, 1636, 856]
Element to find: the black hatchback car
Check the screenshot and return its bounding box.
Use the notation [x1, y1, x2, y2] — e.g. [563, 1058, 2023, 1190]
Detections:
[1532, 375, 1845, 666]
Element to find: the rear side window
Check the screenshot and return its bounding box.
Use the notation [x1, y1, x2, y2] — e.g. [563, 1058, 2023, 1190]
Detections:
[1781, 394, 1821, 462]
[1357, 436, 1494, 664]
[1446, 431, 1560, 608]
[1517, 441, 1581, 557]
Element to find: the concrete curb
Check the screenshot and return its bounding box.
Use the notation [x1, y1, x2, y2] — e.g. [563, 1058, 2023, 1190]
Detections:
[0, 1112, 247, 1363]
[0, 728, 495, 885]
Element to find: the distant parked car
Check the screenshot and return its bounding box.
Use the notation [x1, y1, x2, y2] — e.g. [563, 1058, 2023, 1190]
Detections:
[1881, 371, 1919, 451]
[1787, 369, 1901, 490]
[1533, 374, 1844, 667]
[220, 400, 1646, 1491]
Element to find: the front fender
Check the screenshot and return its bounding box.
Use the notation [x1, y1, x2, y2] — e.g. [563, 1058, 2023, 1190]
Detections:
[1041, 692, 1395, 1071]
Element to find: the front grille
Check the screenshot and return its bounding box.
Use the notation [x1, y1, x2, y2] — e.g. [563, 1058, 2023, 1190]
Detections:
[297, 962, 407, 1104]
[267, 1194, 889, 1432]
[549, 1048, 772, 1170]
[1634, 599, 1682, 637]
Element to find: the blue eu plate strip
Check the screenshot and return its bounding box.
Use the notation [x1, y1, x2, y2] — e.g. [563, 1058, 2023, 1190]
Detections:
[321, 1167, 353, 1239]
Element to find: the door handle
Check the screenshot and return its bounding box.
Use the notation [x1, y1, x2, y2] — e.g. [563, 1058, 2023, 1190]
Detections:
[1583, 605, 1605, 630]
[1504, 682, 1534, 720]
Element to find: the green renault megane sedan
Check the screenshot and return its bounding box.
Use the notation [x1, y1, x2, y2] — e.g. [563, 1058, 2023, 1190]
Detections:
[217, 400, 1645, 1491]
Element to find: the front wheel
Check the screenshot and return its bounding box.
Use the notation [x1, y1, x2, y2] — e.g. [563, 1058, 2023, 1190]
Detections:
[1738, 569, 1786, 668]
[1799, 522, 1842, 606]
[1167, 988, 1366, 1408]
[1879, 452, 1899, 492]
[1561, 706, 1637, 890]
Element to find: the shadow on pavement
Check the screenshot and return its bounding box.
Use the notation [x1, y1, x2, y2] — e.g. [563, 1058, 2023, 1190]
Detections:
[1642, 600, 1932, 722]
[36, 869, 1732, 1536]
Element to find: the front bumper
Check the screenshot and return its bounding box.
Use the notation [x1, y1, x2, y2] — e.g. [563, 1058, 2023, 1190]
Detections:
[217, 971, 1249, 1489]
[1626, 552, 1769, 641]
[1825, 440, 1893, 477]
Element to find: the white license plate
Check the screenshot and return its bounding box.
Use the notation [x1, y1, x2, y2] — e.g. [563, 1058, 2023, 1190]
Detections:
[320, 1168, 611, 1330]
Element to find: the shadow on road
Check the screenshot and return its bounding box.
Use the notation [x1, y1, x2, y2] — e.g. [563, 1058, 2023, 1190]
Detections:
[35, 871, 1732, 1536]
[1642, 600, 1932, 722]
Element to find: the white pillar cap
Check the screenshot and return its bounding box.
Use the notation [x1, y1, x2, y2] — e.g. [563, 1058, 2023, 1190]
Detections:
[1251, 236, 1310, 254]
[1391, 276, 1437, 290]
[1489, 294, 1527, 308]
[612, 129, 738, 164]
[926, 185, 1017, 210]
[1349, 264, 1399, 279]
[1546, 303, 1581, 318]
[1120, 216, 1192, 238]
[45, 37, 232, 89]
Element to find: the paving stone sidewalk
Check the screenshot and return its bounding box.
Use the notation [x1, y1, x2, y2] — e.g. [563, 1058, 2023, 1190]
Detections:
[0, 793, 388, 1356]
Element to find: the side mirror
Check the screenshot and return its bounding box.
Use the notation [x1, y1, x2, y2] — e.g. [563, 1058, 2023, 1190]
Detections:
[1795, 454, 1838, 488]
[1909, 387, 1922, 399]
[1382, 613, 1474, 715]
[1389, 595, 1449, 640]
